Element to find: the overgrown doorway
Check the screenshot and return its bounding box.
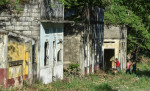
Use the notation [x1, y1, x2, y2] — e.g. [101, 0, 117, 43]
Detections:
[104, 49, 115, 71]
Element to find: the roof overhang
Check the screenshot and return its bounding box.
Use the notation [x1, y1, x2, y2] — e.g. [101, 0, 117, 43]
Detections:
[40, 20, 74, 23]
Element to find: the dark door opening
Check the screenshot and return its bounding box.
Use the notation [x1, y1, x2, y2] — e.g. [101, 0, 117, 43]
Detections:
[104, 49, 115, 71]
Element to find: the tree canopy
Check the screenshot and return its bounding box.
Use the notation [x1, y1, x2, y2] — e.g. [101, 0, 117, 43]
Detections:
[0, 0, 150, 57]
[63, 0, 150, 57]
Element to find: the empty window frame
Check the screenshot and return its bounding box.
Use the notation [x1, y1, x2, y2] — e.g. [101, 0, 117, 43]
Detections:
[57, 49, 62, 62]
[104, 41, 115, 43]
[44, 41, 49, 66]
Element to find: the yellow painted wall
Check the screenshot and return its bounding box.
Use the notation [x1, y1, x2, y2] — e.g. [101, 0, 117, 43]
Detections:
[103, 39, 120, 68]
[8, 66, 22, 79]
[8, 40, 31, 79]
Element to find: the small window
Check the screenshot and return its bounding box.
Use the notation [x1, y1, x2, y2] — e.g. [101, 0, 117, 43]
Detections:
[44, 41, 49, 66]
[57, 49, 62, 62]
[104, 41, 115, 43]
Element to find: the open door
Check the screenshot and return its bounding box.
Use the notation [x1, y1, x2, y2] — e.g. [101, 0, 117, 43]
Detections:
[104, 49, 115, 71]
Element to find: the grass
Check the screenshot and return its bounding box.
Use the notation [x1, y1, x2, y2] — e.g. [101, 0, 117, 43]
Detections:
[2, 61, 150, 91]
[50, 61, 150, 91]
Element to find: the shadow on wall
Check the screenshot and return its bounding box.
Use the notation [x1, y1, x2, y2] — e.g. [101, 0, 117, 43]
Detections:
[64, 7, 104, 72]
[64, 23, 84, 36]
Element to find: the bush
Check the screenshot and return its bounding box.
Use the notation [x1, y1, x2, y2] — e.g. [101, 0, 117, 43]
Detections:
[64, 63, 81, 77]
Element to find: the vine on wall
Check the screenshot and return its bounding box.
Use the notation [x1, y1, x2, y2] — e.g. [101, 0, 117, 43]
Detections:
[0, 0, 30, 14]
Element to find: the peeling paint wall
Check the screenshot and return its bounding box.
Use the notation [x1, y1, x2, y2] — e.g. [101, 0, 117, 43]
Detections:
[64, 7, 104, 75]
[0, 32, 34, 87]
[40, 23, 64, 84]
[0, 33, 8, 86]
[103, 26, 127, 70]
[63, 24, 84, 74]
[7, 35, 33, 86]
[103, 39, 119, 69]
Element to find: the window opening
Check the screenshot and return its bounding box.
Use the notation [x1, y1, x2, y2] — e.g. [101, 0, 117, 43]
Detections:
[44, 41, 49, 66]
[104, 41, 115, 43]
[57, 49, 62, 62]
[57, 41, 62, 62]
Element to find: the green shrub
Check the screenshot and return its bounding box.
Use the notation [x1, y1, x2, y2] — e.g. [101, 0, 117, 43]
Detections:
[64, 63, 81, 77]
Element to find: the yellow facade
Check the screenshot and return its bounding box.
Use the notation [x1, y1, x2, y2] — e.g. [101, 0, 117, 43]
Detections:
[8, 40, 31, 80]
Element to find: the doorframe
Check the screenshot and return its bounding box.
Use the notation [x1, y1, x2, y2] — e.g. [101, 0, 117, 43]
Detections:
[103, 48, 115, 70]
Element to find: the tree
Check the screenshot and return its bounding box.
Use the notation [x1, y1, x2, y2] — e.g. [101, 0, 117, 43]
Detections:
[0, 0, 9, 5]
[63, 0, 150, 59]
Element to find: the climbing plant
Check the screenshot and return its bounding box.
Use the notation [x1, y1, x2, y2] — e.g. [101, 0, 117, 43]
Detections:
[0, 0, 30, 13]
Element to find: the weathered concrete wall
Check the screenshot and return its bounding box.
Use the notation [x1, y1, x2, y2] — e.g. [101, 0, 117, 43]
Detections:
[103, 39, 120, 69]
[0, 0, 65, 85]
[41, 0, 64, 20]
[104, 25, 123, 39]
[55, 64, 63, 80]
[0, 33, 8, 86]
[64, 7, 104, 75]
[103, 39, 120, 58]
[40, 22, 64, 84]
[7, 34, 33, 86]
[0, 31, 35, 87]
[63, 24, 85, 74]
[63, 25, 83, 66]
[40, 67, 52, 84]
[63, 23, 104, 75]
[8, 65, 23, 87]
[103, 26, 127, 70]
[0, 2, 41, 39]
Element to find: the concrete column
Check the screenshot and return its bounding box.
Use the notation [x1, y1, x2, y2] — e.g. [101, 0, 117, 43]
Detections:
[0, 34, 8, 86]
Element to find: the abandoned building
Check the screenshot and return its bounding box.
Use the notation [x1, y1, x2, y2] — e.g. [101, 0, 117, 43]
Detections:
[0, 0, 127, 87]
[64, 8, 127, 74]
[103, 25, 127, 70]
[64, 7, 104, 75]
[0, 0, 73, 86]
[0, 31, 35, 87]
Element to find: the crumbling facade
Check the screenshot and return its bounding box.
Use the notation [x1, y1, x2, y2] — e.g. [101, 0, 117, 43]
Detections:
[64, 8, 127, 74]
[0, 0, 67, 86]
[0, 31, 34, 86]
[64, 7, 104, 75]
[103, 25, 127, 70]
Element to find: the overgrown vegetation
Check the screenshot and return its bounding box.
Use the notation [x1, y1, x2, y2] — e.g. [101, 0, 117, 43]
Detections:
[64, 63, 81, 77]
[1, 60, 150, 91]
[62, 0, 150, 60]
[0, 0, 30, 14]
[51, 61, 150, 91]
[0, 0, 30, 5]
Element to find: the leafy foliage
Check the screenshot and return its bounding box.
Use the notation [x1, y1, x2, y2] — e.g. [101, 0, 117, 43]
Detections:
[62, 0, 150, 57]
[0, 0, 9, 5]
[104, 0, 150, 54]
[64, 63, 81, 77]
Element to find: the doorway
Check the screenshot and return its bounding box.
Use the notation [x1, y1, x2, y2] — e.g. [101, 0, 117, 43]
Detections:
[104, 49, 115, 71]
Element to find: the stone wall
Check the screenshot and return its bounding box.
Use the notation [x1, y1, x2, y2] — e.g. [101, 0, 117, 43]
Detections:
[0, 2, 41, 39]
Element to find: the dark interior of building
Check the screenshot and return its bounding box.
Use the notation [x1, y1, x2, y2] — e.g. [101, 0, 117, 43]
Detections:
[104, 49, 114, 71]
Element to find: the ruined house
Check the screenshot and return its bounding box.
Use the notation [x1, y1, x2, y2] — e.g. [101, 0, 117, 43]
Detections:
[64, 7, 104, 75]
[64, 8, 127, 75]
[103, 25, 127, 70]
[0, 31, 34, 87]
[0, 0, 70, 86]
